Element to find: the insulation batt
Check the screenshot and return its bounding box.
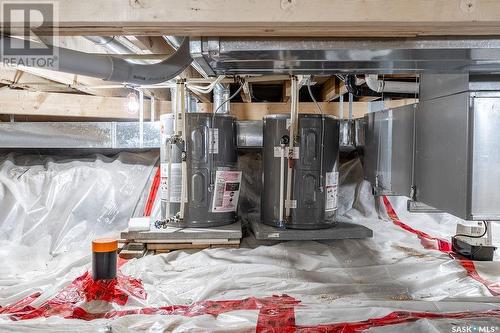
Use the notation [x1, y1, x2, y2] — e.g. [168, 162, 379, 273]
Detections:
[0, 152, 498, 332]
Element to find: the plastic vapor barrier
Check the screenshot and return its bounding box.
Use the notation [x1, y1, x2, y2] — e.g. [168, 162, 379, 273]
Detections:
[0, 153, 499, 332]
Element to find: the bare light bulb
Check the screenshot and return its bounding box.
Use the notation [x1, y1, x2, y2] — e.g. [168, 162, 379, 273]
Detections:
[126, 92, 140, 114]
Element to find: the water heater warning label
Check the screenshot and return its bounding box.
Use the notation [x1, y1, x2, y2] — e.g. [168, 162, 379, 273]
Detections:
[325, 171, 339, 211]
[160, 163, 182, 203]
[211, 170, 242, 213]
[273, 146, 300, 159]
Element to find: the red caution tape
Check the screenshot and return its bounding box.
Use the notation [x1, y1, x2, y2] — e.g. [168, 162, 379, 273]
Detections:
[63, 295, 300, 324]
[383, 196, 500, 296]
[143, 167, 161, 217]
[0, 292, 40, 315]
[383, 196, 451, 252]
[2, 197, 498, 329]
[8, 271, 147, 321]
[4, 287, 499, 333]
[3, 271, 499, 332]
[451, 255, 500, 297]
[256, 295, 298, 333]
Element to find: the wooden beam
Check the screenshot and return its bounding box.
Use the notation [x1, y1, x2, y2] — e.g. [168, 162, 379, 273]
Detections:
[198, 99, 416, 120]
[321, 77, 339, 102]
[282, 81, 291, 102]
[241, 81, 252, 103]
[0, 89, 170, 119]
[26, 0, 500, 37]
[17, 66, 130, 97]
[188, 89, 211, 104]
[0, 67, 76, 93]
[358, 96, 380, 102]
[0, 89, 416, 120]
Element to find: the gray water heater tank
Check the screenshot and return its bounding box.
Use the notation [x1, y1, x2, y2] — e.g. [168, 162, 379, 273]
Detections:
[161, 113, 238, 227]
[262, 114, 340, 229]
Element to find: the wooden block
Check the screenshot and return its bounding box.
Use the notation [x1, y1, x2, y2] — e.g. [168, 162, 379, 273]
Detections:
[126, 242, 146, 251]
[210, 244, 240, 249]
[154, 249, 171, 254]
[147, 243, 210, 250]
[138, 238, 240, 244]
[119, 248, 146, 259]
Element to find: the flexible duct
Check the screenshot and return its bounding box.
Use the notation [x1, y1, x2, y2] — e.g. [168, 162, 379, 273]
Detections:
[365, 74, 419, 94]
[84, 36, 136, 56]
[1, 36, 193, 85]
[84, 36, 149, 65]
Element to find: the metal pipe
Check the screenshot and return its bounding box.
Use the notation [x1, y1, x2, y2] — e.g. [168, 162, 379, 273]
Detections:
[164, 36, 209, 79]
[2, 36, 192, 85]
[165, 139, 172, 221]
[339, 94, 344, 119]
[139, 90, 144, 148]
[285, 76, 299, 219]
[213, 83, 230, 114]
[150, 97, 156, 122]
[171, 86, 180, 135]
[365, 74, 419, 94]
[84, 36, 138, 57]
[279, 143, 285, 224]
[348, 92, 353, 120]
[187, 93, 198, 113]
[178, 81, 187, 220]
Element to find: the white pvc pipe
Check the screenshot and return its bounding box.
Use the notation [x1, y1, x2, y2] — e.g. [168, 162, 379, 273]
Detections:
[365, 74, 419, 94]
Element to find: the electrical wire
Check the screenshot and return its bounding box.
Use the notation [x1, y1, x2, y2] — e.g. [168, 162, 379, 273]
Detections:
[307, 80, 323, 115]
[306, 76, 326, 191]
[186, 75, 225, 94]
[208, 81, 245, 191]
[212, 83, 244, 116]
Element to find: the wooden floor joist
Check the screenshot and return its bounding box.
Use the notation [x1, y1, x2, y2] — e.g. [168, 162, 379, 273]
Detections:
[0, 89, 417, 120]
[22, 0, 500, 37]
[0, 89, 167, 119]
[200, 99, 417, 120]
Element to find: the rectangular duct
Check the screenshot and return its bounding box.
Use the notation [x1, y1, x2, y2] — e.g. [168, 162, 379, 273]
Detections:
[190, 37, 500, 75]
[364, 104, 416, 197]
[415, 74, 500, 220]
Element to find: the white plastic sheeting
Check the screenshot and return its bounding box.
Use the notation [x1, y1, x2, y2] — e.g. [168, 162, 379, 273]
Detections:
[0, 155, 499, 332]
[0, 152, 158, 303]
